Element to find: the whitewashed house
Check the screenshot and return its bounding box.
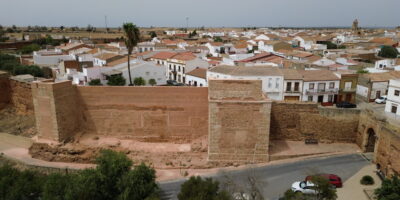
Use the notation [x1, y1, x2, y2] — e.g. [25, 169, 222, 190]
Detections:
[299, 70, 340, 105]
[385, 79, 400, 116]
[207, 65, 284, 100]
[185, 68, 207, 87]
[375, 59, 396, 70]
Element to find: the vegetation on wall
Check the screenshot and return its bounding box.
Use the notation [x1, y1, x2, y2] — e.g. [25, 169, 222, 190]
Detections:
[0, 53, 44, 77]
[0, 150, 159, 200]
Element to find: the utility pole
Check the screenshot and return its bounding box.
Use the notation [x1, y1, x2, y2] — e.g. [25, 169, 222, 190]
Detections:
[186, 17, 189, 32]
[105, 15, 108, 33]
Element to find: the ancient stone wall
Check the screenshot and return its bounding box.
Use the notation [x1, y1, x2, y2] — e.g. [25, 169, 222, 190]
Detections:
[76, 86, 208, 141]
[9, 79, 34, 114]
[270, 102, 360, 143]
[32, 81, 208, 142]
[0, 72, 11, 109]
[357, 109, 400, 177]
[208, 80, 271, 163]
[32, 81, 81, 141]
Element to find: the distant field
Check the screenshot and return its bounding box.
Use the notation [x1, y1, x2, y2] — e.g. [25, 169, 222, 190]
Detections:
[6, 32, 124, 39]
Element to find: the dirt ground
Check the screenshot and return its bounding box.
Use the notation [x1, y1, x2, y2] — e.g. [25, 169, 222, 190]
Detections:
[30, 134, 225, 170]
[0, 106, 36, 137]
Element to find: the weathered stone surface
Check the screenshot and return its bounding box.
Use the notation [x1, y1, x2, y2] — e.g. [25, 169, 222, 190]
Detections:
[208, 80, 271, 163]
[270, 102, 360, 143]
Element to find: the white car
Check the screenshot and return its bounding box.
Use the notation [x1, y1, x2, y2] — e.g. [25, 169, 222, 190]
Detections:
[375, 96, 387, 104]
[291, 181, 317, 194]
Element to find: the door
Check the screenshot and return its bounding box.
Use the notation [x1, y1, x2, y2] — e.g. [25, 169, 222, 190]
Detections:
[284, 96, 300, 101]
[376, 91, 381, 99]
[318, 95, 324, 103]
[345, 94, 352, 102]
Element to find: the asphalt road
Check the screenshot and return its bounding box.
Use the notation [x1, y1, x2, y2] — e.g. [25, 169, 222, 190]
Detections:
[158, 154, 370, 200]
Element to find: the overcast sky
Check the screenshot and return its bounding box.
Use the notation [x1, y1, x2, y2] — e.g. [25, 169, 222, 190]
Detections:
[1, 0, 399, 28]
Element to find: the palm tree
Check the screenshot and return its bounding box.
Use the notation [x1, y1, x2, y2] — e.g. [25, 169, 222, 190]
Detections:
[123, 23, 140, 86]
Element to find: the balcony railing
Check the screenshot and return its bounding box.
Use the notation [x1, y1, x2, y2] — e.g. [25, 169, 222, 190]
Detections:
[285, 90, 301, 93]
[340, 88, 357, 92]
[306, 88, 339, 95]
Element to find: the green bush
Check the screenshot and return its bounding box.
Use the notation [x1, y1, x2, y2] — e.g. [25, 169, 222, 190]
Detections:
[134, 77, 146, 86]
[378, 46, 399, 58]
[19, 44, 41, 54]
[361, 175, 374, 185]
[178, 176, 231, 200]
[0, 150, 159, 200]
[107, 74, 126, 86]
[88, 79, 102, 86]
[375, 175, 400, 200]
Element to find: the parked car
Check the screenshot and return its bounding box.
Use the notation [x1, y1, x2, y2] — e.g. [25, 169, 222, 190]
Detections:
[167, 80, 185, 86]
[305, 174, 343, 188]
[291, 181, 317, 194]
[375, 96, 387, 104]
[336, 102, 357, 108]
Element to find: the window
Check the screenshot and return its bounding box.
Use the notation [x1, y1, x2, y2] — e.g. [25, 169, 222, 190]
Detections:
[395, 90, 400, 96]
[391, 105, 398, 114]
[275, 78, 280, 89]
[145, 72, 150, 76]
[178, 66, 181, 72]
[268, 78, 272, 88]
[329, 82, 335, 89]
[286, 82, 292, 92]
[345, 82, 352, 90]
[182, 67, 185, 73]
[294, 82, 300, 92]
[328, 95, 333, 102]
[309, 83, 314, 90]
[308, 96, 313, 102]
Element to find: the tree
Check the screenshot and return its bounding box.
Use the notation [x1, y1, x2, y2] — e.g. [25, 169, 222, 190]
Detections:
[281, 189, 308, 200]
[133, 77, 146, 86]
[117, 163, 159, 200]
[310, 175, 337, 200]
[88, 79, 102, 86]
[149, 31, 157, 38]
[20, 43, 40, 54]
[107, 74, 126, 86]
[0, 164, 45, 200]
[375, 175, 400, 200]
[14, 65, 44, 77]
[64, 169, 104, 200]
[42, 173, 72, 200]
[86, 24, 93, 32]
[214, 37, 223, 43]
[178, 176, 231, 200]
[123, 23, 140, 86]
[149, 79, 157, 86]
[95, 149, 133, 199]
[378, 46, 399, 58]
[60, 26, 64, 31]
[357, 69, 369, 74]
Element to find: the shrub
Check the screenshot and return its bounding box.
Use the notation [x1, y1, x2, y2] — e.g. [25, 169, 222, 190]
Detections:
[149, 78, 156, 86]
[133, 77, 146, 86]
[88, 79, 102, 86]
[361, 175, 374, 185]
[378, 46, 399, 58]
[375, 175, 400, 200]
[107, 74, 126, 86]
[178, 176, 231, 200]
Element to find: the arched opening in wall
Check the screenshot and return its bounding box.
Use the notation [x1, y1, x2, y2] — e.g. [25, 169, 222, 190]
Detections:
[365, 128, 377, 152]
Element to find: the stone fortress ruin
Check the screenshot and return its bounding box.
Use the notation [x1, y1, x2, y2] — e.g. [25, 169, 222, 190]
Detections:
[0, 72, 399, 177]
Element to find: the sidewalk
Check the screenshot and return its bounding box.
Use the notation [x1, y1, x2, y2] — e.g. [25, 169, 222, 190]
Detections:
[0, 133, 94, 169]
[337, 164, 381, 200]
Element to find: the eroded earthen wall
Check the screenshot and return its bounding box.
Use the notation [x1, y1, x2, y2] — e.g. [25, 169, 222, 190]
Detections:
[9, 80, 33, 114]
[32, 81, 81, 141]
[76, 86, 208, 141]
[208, 80, 271, 163]
[0, 72, 11, 109]
[270, 102, 360, 143]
